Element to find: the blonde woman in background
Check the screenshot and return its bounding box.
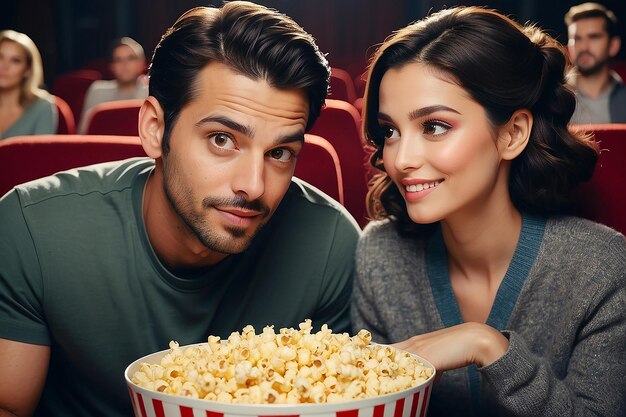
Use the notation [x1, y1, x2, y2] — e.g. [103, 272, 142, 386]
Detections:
[0, 30, 57, 139]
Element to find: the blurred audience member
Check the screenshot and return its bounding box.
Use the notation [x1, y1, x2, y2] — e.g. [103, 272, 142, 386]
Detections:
[566, 2, 626, 123]
[78, 36, 148, 132]
[0, 30, 57, 139]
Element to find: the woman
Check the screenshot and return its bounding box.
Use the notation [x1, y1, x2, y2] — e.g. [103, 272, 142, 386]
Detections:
[352, 6, 625, 417]
[0, 30, 57, 139]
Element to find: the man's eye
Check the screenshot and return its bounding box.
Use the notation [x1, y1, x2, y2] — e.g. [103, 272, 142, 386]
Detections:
[268, 148, 294, 162]
[209, 133, 235, 150]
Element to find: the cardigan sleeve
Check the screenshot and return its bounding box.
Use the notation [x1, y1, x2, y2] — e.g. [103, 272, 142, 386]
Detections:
[479, 239, 626, 416]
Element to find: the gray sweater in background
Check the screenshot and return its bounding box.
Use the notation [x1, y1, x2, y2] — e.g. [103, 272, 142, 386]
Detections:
[352, 215, 626, 417]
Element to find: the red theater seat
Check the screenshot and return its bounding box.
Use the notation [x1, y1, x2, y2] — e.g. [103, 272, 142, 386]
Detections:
[0, 134, 344, 206]
[80, 58, 114, 79]
[0, 135, 145, 196]
[51, 69, 102, 123]
[609, 60, 626, 82]
[353, 97, 364, 114]
[309, 99, 372, 226]
[84, 99, 144, 136]
[329, 67, 358, 104]
[571, 123, 626, 236]
[54, 96, 76, 134]
[295, 134, 344, 205]
[354, 71, 367, 99]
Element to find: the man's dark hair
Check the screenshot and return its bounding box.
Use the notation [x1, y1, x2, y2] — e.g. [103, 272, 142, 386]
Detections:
[149, 1, 330, 153]
[565, 2, 618, 38]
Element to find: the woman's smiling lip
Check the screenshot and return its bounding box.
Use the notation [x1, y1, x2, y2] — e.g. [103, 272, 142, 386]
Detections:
[401, 177, 443, 186]
[400, 178, 443, 202]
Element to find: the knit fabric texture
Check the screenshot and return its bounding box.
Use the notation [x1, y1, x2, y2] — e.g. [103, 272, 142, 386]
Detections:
[352, 216, 626, 416]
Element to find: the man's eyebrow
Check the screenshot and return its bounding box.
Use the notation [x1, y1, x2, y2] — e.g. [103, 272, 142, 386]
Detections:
[195, 115, 254, 137]
[195, 114, 304, 146]
[275, 133, 305, 146]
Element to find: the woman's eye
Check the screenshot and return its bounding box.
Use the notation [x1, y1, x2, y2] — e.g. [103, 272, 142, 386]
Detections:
[423, 120, 451, 136]
[380, 125, 400, 140]
[268, 148, 295, 162]
[209, 133, 235, 150]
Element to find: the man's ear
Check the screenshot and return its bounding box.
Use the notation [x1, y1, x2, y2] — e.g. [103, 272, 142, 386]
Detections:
[138, 96, 165, 159]
[498, 109, 532, 161]
[609, 36, 621, 58]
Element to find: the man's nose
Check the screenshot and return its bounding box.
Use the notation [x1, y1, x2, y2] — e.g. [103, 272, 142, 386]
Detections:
[231, 152, 265, 201]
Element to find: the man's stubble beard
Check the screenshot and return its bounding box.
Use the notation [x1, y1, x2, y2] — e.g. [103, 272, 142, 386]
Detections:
[576, 52, 610, 77]
[161, 156, 270, 255]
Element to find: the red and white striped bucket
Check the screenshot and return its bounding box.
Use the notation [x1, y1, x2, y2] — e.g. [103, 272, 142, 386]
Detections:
[125, 344, 434, 417]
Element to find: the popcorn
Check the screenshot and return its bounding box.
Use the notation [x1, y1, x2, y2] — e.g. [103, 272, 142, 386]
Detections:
[131, 320, 433, 404]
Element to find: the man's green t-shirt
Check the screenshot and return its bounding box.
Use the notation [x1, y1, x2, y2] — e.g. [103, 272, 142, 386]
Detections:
[0, 157, 360, 416]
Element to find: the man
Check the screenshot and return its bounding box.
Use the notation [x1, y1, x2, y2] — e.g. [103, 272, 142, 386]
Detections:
[78, 36, 149, 132]
[565, 2, 626, 123]
[0, 2, 360, 416]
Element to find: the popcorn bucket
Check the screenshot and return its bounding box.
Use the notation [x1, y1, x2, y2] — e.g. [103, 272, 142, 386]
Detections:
[124, 342, 435, 417]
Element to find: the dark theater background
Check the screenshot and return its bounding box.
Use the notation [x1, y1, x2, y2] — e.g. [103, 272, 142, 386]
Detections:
[2, 0, 625, 90]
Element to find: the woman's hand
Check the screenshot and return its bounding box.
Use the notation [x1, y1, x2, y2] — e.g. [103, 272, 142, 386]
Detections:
[392, 322, 509, 375]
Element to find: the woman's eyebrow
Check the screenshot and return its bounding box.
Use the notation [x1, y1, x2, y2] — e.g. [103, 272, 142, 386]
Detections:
[408, 105, 460, 121]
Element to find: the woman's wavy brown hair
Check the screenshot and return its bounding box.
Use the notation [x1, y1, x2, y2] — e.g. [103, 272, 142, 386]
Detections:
[362, 6, 598, 237]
